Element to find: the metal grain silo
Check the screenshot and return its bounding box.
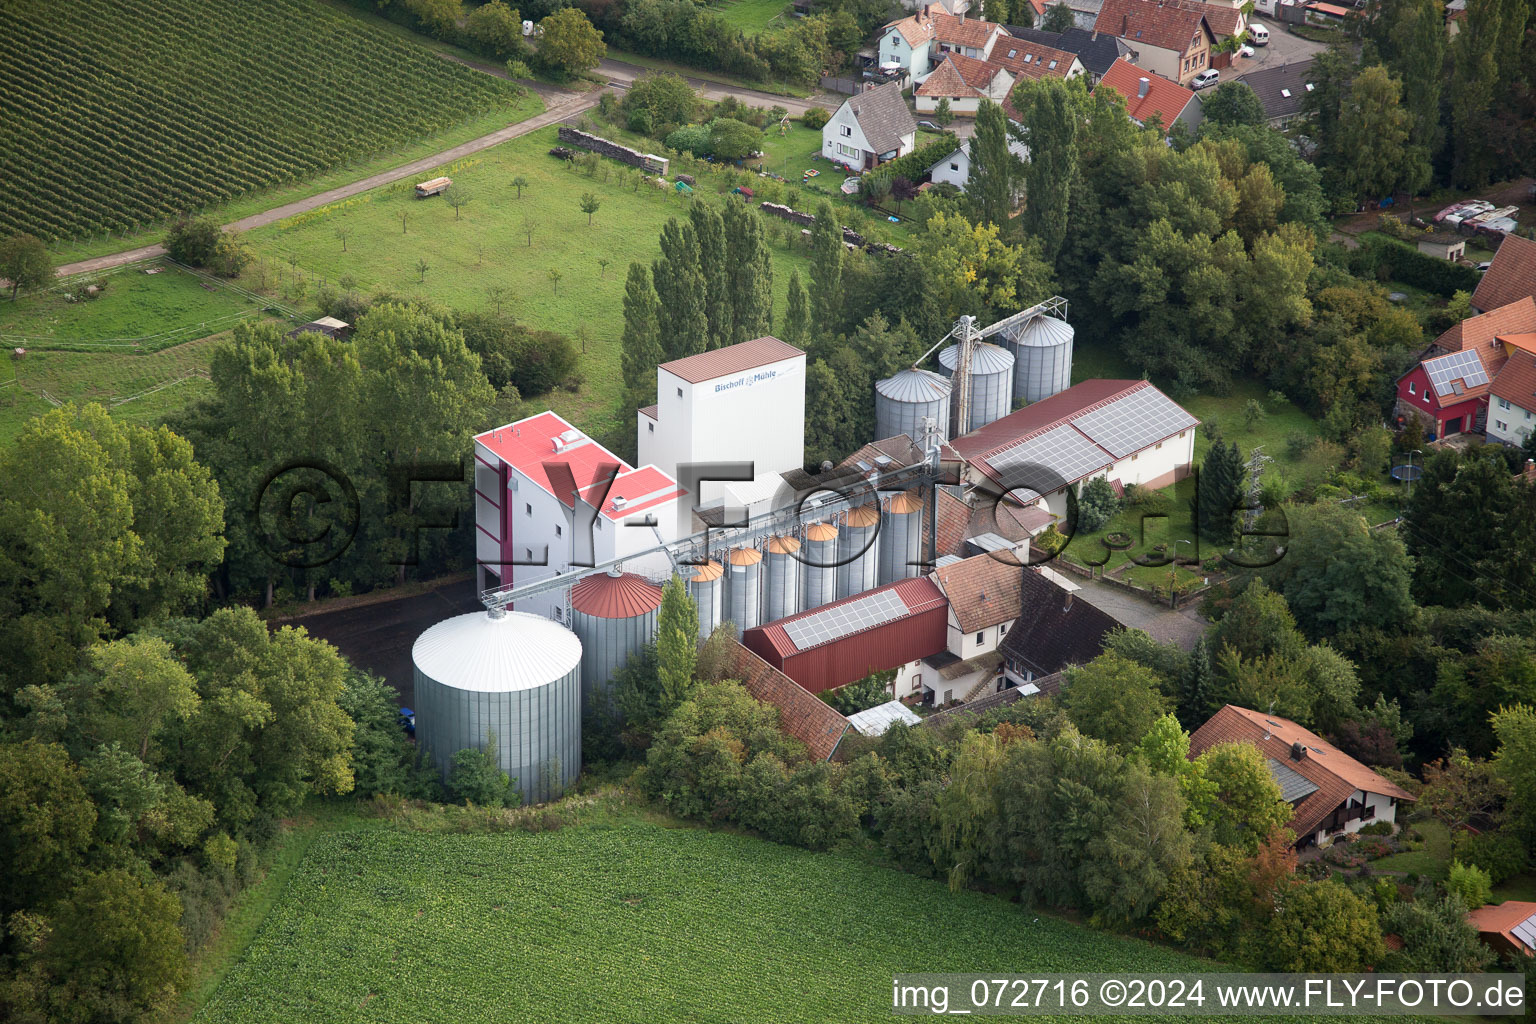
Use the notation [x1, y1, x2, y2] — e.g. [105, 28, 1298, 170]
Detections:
[875, 368, 951, 446]
[569, 570, 663, 715]
[938, 341, 1016, 432]
[878, 490, 924, 585]
[1002, 312, 1074, 404]
[726, 546, 763, 634]
[764, 535, 802, 623]
[688, 559, 724, 639]
[800, 521, 839, 612]
[836, 503, 881, 600]
[412, 609, 581, 805]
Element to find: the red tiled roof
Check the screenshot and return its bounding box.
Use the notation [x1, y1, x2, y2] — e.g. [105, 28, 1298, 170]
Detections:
[476, 412, 684, 521]
[1095, 0, 1213, 54]
[1189, 705, 1415, 843]
[569, 571, 664, 618]
[1492, 349, 1536, 410]
[1475, 234, 1536, 313]
[658, 335, 803, 384]
[721, 640, 850, 761]
[749, 576, 948, 659]
[917, 56, 985, 98]
[1466, 901, 1536, 955]
[992, 38, 1079, 79]
[932, 552, 1025, 632]
[884, 9, 1009, 49]
[932, 486, 971, 557]
[1195, 0, 1244, 36]
[638, 404, 657, 420]
[1499, 333, 1536, 356]
[1096, 59, 1196, 126]
[1432, 296, 1536, 357]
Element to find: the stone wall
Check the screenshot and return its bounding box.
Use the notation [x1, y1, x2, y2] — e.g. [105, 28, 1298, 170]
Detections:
[556, 126, 669, 175]
[759, 202, 905, 255]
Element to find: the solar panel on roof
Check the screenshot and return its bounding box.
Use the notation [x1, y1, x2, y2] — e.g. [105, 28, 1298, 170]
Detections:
[987, 423, 1108, 492]
[1511, 913, 1536, 950]
[1071, 386, 1198, 459]
[781, 590, 910, 650]
[1425, 349, 1489, 397]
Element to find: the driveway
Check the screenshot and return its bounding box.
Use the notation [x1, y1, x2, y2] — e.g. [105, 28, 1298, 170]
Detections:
[1069, 577, 1209, 651]
[598, 58, 843, 116]
[1230, 21, 1328, 78]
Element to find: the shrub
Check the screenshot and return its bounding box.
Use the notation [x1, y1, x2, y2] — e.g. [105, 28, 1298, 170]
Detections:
[448, 742, 516, 808]
[1451, 830, 1530, 884]
[800, 106, 829, 129]
[665, 123, 712, 156]
[1076, 476, 1121, 533]
[1353, 234, 1481, 297]
[1445, 859, 1493, 909]
[1357, 820, 1394, 836]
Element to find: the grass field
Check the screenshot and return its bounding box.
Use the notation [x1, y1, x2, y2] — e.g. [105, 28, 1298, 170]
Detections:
[195, 819, 1228, 1024]
[709, 0, 791, 32]
[241, 126, 826, 439]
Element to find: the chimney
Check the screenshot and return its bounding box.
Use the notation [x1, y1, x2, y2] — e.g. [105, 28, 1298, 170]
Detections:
[1290, 741, 1306, 761]
[1063, 593, 1074, 612]
[1122, 13, 1129, 33]
[1138, 76, 1150, 97]
[1525, 458, 1536, 483]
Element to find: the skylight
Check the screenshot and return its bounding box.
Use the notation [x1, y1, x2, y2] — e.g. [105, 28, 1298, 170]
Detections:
[1280, 88, 1291, 97]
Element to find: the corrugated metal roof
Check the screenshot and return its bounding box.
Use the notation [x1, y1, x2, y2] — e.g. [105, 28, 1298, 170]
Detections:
[876, 367, 951, 402]
[847, 700, 924, 736]
[569, 571, 664, 619]
[412, 611, 582, 693]
[658, 336, 802, 384]
[939, 341, 1016, 375]
[1003, 313, 1074, 349]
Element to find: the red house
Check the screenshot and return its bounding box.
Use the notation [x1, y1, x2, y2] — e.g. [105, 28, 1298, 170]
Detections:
[1395, 348, 1493, 439]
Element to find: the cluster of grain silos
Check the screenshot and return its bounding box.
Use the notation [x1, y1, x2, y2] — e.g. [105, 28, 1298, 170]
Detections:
[412, 609, 582, 805]
[1000, 311, 1074, 405]
[874, 368, 951, 446]
[765, 535, 801, 622]
[687, 558, 724, 639]
[569, 570, 662, 714]
[801, 521, 839, 610]
[726, 546, 763, 633]
[877, 490, 923, 585]
[938, 341, 1015, 432]
[836, 503, 880, 600]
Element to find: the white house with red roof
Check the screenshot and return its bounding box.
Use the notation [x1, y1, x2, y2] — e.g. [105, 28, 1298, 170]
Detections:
[878, 6, 1011, 84]
[638, 336, 806, 537]
[944, 378, 1198, 520]
[1094, 59, 1203, 135]
[473, 412, 684, 620]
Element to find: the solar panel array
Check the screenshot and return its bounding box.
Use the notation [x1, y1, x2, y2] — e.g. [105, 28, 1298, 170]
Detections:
[1514, 912, 1536, 952]
[1426, 349, 1489, 397]
[1266, 757, 1320, 804]
[1072, 385, 1199, 459]
[986, 423, 1109, 497]
[782, 589, 909, 651]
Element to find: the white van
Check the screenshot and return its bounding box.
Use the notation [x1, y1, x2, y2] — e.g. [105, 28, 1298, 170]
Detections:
[1249, 23, 1270, 45]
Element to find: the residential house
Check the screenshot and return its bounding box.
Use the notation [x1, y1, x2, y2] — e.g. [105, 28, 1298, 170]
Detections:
[1427, 295, 1536, 363]
[920, 552, 1028, 704]
[1007, 25, 1138, 83]
[1188, 705, 1416, 849]
[1472, 233, 1536, 314]
[915, 52, 1016, 115]
[1094, 0, 1216, 85]
[898, 0, 971, 14]
[927, 136, 1031, 191]
[1395, 348, 1495, 438]
[1095, 59, 1202, 134]
[877, 7, 1011, 85]
[990, 36, 1087, 82]
[944, 378, 1199, 521]
[1489, 349, 1536, 447]
[1446, 0, 1467, 36]
[1465, 902, 1536, 959]
[820, 81, 918, 172]
[999, 566, 1121, 689]
[1236, 58, 1315, 127]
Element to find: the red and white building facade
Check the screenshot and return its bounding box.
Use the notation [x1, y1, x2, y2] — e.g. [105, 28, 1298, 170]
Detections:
[473, 412, 684, 622]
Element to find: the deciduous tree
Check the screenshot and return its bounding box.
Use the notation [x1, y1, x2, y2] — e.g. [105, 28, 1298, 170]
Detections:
[0, 232, 53, 300]
[537, 7, 606, 80]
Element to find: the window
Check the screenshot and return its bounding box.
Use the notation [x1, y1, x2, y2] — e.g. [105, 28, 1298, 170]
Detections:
[595, 518, 602, 530]
[647, 422, 654, 432]
[1048, 59, 1057, 69]
[1008, 48, 1017, 57]
[840, 124, 852, 137]
[525, 502, 532, 516]
[1496, 420, 1509, 432]
[837, 142, 860, 158]
[525, 547, 533, 560]
[1155, 441, 1163, 449]
[676, 387, 683, 397]
[1132, 452, 1139, 461]
[1408, 382, 1416, 395]
[975, 631, 984, 645]
[555, 524, 563, 537]
[1499, 397, 1512, 409]
[1424, 391, 1431, 403]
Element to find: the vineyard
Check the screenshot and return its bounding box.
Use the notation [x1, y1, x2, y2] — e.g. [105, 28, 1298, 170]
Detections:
[190, 822, 1352, 1024]
[0, 0, 524, 243]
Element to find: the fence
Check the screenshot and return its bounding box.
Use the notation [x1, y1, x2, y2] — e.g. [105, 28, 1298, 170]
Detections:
[819, 75, 858, 95]
[556, 126, 668, 176]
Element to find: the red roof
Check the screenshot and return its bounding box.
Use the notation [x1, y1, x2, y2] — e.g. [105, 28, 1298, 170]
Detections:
[747, 576, 948, 660]
[475, 411, 684, 521]
[917, 52, 1007, 97]
[946, 379, 1142, 461]
[1466, 901, 1536, 955]
[992, 39, 1079, 80]
[932, 552, 1025, 632]
[1095, 0, 1213, 54]
[931, 486, 971, 557]
[569, 571, 664, 618]
[1096, 59, 1197, 127]
[658, 336, 802, 384]
[1189, 705, 1414, 843]
[1492, 349, 1536, 410]
[1417, 349, 1494, 409]
[1433, 296, 1536, 358]
[1475, 234, 1536, 313]
[720, 640, 849, 761]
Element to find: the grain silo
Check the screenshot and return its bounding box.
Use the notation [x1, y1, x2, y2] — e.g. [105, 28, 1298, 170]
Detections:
[569, 570, 662, 714]
[836, 503, 881, 600]
[878, 490, 924, 585]
[688, 559, 724, 639]
[764, 535, 802, 623]
[939, 341, 1015, 432]
[801, 521, 839, 612]
[1002, 312, 1074, 404]
[726, 546, 763, 634]
[412, 609, 581, 805]
[874, 368, 951, 446]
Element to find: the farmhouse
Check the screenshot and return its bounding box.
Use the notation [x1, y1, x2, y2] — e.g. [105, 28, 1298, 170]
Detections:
[918, 552, 1028, 703]
[1472, 232, 1536, 313]
[820, 81, 919, 171]
[1095, 59, 1202, 134]
[999, 567, 1122, 687]
[1188, 705, 1416, 849]
[1093, 0, 1217, 85]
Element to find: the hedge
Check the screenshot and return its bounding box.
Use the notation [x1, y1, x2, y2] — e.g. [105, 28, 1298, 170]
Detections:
[1352, 234, 1482, 297]
[879, 132, 961, 185]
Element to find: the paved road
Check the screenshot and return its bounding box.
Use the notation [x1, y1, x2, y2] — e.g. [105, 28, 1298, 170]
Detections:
[598, 58, 843, 116]
[1230, 21, 1328, 79]
[1070, 577, 1209, 651]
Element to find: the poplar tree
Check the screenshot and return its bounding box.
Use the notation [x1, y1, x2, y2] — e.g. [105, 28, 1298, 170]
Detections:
[690, 204, 730, 350]
[1014, 78, 1077, 264]
[808, 201, 845, 344]
[652, 218, 709, 359]
[722, 202, 773, 345]
[620, 261, 662, 398]
[968, 99, 1018, 233]
[655, 576, 699, 714]
[783, 270, 809, 350]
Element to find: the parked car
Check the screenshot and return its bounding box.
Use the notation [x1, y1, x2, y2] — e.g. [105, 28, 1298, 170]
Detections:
[1435, 200, 1477, 223]
[917, 120, 943, 132]
[1249, 22, 1270, 44]
[1477, 261, 1494, 271]
[1237, 44, 1256, 57]
[1445, 200, 1495, 226]
[1192, 69, 1220, 89]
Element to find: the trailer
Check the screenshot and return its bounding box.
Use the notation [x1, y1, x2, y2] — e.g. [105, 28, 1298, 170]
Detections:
[414, 176, 452, 198]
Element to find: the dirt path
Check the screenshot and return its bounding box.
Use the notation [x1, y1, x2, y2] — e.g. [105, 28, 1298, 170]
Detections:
[53, 91, 599, 279]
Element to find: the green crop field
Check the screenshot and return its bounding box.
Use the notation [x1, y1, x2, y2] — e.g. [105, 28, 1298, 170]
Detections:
[0, 0, 528, 243]
[243, 127, 826, 437]
[194, 821, 1228, 1024]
